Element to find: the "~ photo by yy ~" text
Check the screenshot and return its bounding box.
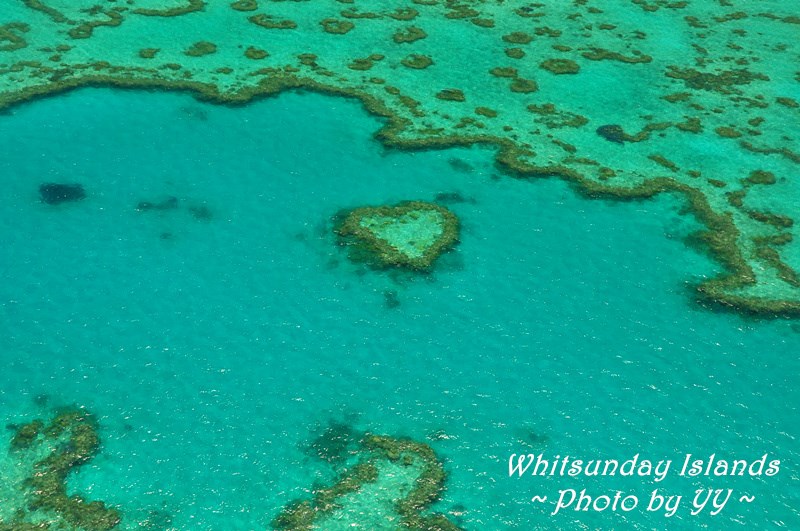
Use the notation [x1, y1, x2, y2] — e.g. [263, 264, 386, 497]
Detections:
[508, 452, 781, 518]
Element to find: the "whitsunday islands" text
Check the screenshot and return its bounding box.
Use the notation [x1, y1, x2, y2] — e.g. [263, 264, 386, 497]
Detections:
[507, 453, 781, 517]
[508, 453, 780, 482]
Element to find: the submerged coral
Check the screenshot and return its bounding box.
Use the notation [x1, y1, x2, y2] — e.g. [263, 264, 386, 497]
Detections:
[39, 183, 86, 205]
[1, 408, 121, 530]
[539, 58, 580, 74]
[334, 201, 460, 271]
[595, 124, 629, 144]
[136, 196, 179, 212]
[274, 433, 461, 530]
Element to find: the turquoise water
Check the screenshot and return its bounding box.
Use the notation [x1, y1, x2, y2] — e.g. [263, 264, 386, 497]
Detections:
[1, 87, 799, 529]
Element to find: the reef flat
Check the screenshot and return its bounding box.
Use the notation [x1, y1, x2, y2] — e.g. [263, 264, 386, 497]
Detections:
[1, 0, 799, 314]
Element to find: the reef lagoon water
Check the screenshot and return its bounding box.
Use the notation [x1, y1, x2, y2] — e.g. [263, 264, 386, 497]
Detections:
[0, 84, 797, 530]
[1, 1, 799, 530]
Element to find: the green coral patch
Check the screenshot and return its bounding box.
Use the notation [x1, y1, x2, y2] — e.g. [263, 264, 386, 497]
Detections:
[184, 41, 217, 57]
[0, 408, 121, 530]
[401, 53, 434, 69]
[335, 201, 459, 270]
[320, 18, 355, 34]
[539, 58, 580, 74]
[273, 434, 461, 530]
[0, 22, 30, 52]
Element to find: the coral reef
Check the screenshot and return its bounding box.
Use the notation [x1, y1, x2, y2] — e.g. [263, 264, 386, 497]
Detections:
[133, 0, 205, 17]
[0, 22, 29, 52]
[1, 0, 799, 315]
[320, 18, 354, 35]
[231, 0, 257, 12]
[502, 31, 533, 44]
[539, 58, 580, 74]
[274, 433, 461, 530]
[1, 408, 121, 530]
[393, 26, 427, 44]
[595, 124, 629, 144]
[248, 14, 296, 30]
[509, 77, 538, 93]
[401, 54, 433, 69]
[138, 47, 159, 59]
[244, 46, 268, 60]
[436, 88, 466, 102]
[334, 201, 459, 271]
[185, 41, 217, 57]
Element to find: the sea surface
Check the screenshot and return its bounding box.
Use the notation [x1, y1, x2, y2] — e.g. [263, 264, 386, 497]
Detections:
[1, 87, 798, 529]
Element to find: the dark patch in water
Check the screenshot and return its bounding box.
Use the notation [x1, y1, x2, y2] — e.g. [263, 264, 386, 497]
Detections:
[140, 508, 174, 530]
[514, 427, 549, 449]
[34, 394, 49, 407]
[384, 290, 401, 309]
[39, 183, 86, 205]
[136, 197, 213, 223]
[305, 420, 363, 464]
[159, 232, 173, 240]
[137, 196, 179, 212]
[434, 191, 476, 205]
[179, 105, 208, 121]
[315, 220, 331, 239]
[596, 124, 627, 144]
[448, 157, 474, 173]
[682, 230, 712, 256]
[189, 204, 213, 221]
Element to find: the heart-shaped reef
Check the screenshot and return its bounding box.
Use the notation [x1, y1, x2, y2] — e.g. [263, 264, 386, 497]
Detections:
[335, 201, 460, 270]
